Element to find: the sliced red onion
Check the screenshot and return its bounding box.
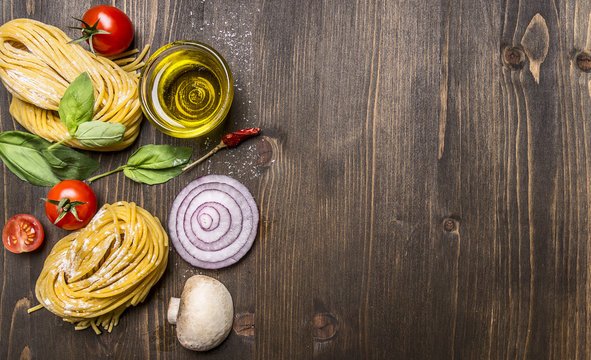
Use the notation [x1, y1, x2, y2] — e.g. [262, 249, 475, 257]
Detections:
[169, 175, 259, 269]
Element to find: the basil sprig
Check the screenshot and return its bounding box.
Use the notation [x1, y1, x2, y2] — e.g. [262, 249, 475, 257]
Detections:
[0, 131, 99, 186]
[87, 144, 193, 185]
[49, 72, 126, 149]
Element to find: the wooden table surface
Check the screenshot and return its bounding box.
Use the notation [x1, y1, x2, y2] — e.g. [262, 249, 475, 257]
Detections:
[2, 0, 591, 359]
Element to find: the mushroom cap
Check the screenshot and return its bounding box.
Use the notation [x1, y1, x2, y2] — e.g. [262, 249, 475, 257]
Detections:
[176, 275, 234, 351]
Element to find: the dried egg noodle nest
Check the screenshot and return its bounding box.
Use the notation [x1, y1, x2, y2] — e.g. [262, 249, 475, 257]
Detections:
[0, 19, 148, 151]
[29, 202, 168, 334]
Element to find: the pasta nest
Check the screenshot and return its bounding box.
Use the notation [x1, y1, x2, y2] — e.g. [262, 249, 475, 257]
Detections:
[31, 202, 168, 334]
[0, 18, 148, 151]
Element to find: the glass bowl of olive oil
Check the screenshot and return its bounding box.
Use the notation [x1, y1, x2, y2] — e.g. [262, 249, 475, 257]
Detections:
[139, 41, 233, 138]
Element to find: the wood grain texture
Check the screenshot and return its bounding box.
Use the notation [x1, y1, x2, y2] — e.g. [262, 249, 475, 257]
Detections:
[1, 0, 591, 359]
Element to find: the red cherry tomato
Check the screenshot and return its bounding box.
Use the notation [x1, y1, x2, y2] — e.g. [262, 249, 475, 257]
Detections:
[44, 180, 97, 230]
[80, 5, 134, 56]
[2, 214, 44, 253]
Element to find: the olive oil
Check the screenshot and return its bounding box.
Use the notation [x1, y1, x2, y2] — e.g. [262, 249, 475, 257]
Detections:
[157, 58, 222, 126]
[140, 41, 233, 138]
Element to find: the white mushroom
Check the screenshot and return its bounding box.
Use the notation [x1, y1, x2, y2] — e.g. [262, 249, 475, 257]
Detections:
[167, 275, 234, 351]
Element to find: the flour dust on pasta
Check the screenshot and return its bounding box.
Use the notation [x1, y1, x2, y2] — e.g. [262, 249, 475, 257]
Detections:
[29, 202, 168, 334]
[0, 19, 148, 151]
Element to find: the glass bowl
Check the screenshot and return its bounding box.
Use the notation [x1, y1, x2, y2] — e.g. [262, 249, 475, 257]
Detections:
[139, 41, 233, 138]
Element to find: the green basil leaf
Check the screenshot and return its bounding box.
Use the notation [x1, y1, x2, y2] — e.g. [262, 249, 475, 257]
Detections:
[58, 72, 94, 134]
[123, 166, 185, 185]
[41, 143, 100, 180]
[0, 131, 99, 186]
[74, 121, 126, 147]
[126, 144, 192, 169]
[87, 144, 192, 184]
[0, 131, 61, 186]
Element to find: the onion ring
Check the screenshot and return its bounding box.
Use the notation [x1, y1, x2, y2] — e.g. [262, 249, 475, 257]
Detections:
[168, 175, 259, 269]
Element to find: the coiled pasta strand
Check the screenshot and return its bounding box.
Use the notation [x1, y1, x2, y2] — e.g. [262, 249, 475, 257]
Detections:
[0, 18, 147, 151]
[29, 202, 168, 334]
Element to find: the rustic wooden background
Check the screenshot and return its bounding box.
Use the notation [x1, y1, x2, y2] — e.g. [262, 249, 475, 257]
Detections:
[1, 0, 591, 359]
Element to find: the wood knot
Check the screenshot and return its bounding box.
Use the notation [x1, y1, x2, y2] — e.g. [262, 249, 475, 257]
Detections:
[20, 346, 31, 360]
[443, 218, 458, 233]
[256, 136, 277, 167]
[521, 13, 549, 83]
[233, 312, 255, 338]
[502, 46, 525, 70]
[576, 51, 591, 72]
[312, 313, 338, 342]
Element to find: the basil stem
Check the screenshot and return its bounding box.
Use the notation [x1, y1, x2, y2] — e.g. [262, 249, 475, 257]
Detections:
[86, 165, 126, 182]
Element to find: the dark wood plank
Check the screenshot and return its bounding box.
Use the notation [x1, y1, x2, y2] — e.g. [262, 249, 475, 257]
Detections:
[2, 0, 591, 359]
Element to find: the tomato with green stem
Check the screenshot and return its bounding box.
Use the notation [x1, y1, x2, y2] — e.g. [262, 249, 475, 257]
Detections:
[43, 180, 97, 230]
[70, 5, 134, 56]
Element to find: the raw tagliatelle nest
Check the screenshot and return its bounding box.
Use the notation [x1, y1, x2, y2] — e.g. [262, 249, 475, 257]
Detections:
[0, 18, 149, 151]
[28, 202, 169, 334]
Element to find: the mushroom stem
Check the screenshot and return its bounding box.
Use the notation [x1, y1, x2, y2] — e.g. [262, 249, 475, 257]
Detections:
[168, 297, 180, 325]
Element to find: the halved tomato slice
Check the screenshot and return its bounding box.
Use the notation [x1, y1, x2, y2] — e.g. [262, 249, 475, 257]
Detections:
[2, 214, 44, 253]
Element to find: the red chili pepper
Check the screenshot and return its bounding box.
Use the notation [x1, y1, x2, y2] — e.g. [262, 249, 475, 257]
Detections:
[222, 128, 261, 147]
[183, 128, 262, 172]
